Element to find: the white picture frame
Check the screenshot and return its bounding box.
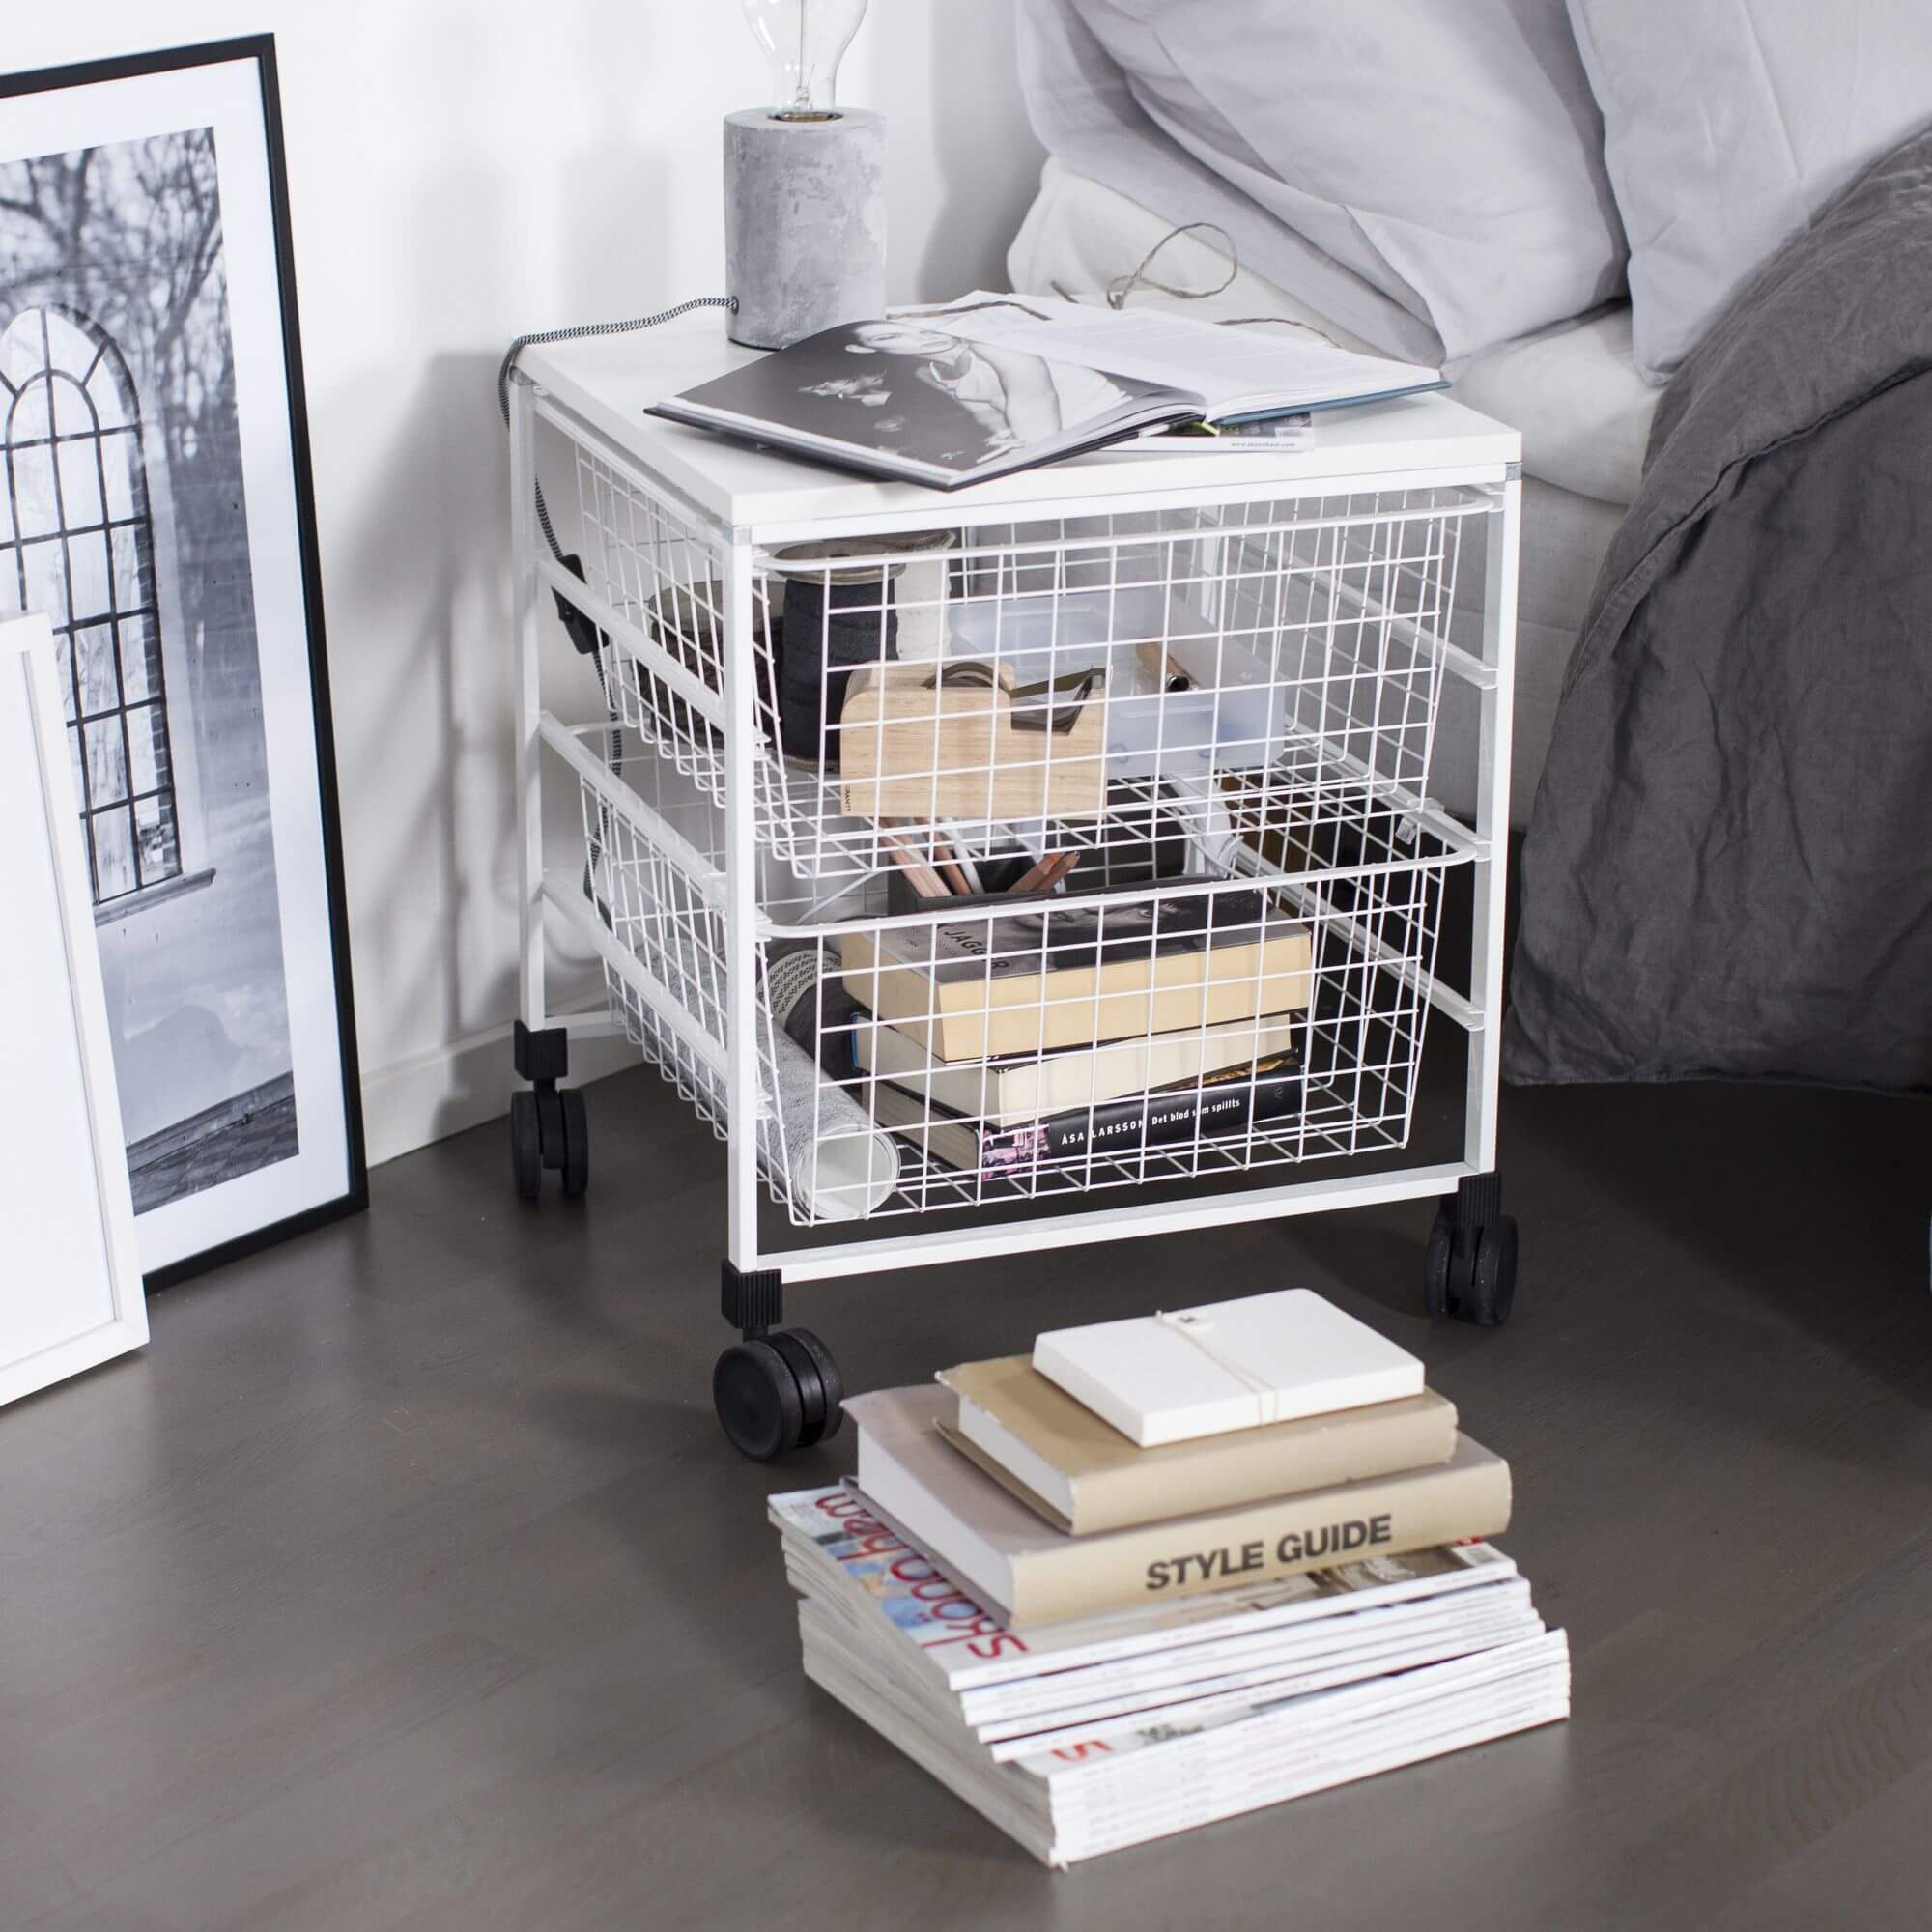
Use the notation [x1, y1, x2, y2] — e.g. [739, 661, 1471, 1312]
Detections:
[0, 611, 148, 1406]
[0, 39, 365, 1282]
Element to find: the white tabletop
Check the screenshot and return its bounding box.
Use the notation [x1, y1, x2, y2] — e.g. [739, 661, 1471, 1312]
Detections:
[517, 313, 1520, 537]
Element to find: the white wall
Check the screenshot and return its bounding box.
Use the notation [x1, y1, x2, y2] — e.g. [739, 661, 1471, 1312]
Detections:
[4, 3, 1045, 1164]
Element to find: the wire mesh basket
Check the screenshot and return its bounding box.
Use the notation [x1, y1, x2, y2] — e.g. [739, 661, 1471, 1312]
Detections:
[572, 440, 1484, 885]
[574, 726, 1465, 1230]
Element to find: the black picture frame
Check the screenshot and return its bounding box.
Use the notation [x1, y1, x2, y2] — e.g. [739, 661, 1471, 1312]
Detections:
[0, 37, 365, 1288]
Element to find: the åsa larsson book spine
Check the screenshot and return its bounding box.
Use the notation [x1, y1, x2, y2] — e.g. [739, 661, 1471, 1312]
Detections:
[871, 1051, 1305, 1177]
[983, 1051, 1303, 1173]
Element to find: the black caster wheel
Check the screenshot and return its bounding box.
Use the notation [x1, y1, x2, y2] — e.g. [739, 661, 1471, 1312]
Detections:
[774, 1328, 843, 1447]
[1467, 1217, 1518, 1328]
[510, 1022, 582, 1205]
[1423, 1174, 1517, 1327]
[510, 1090, 542, 1202]
[714, 1326, 844, 1460]
[1424, 1207, 1456, 1321]
[511, 1080, 587, 1201]
[559, 1088, 589, 1199]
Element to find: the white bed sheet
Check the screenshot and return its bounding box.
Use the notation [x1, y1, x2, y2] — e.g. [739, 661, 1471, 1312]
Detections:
[1009, 156, 1660, 506]
[1007, 158, 1654, 821]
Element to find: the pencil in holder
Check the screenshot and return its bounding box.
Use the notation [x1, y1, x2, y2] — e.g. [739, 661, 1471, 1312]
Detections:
[883, 851, 1053, 919]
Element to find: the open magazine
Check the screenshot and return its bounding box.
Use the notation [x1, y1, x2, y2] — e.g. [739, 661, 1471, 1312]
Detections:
[923, 294, 1440, 426]
[646, 297, 1441, 489]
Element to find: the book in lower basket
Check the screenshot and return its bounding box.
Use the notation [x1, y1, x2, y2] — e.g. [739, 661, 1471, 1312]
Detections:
[854, 1009, 1305, 1129]
[767, 1480, 1566, 1867]
[838, 894, 1314, 1063]
[867, 1050, 1305, 1177]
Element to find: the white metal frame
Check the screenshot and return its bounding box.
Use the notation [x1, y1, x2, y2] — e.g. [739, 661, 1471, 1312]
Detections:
[508, 354, 1519, 1293]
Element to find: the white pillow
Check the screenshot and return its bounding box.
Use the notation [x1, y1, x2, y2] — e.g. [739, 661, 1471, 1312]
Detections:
[1021, 0, 1628, 365]
[1568, 0, 1932, 382]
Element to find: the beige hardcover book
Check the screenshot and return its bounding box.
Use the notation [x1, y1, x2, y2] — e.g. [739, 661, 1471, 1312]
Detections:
[856, 1011, 1304, 1129]
[839, 913, 1313, 1064]
[937, 1356, 1458, 1534]
[848, 1386, 1512, 1629]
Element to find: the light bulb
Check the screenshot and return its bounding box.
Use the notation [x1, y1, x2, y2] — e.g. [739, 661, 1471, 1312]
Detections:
[741, 0, 867, 120]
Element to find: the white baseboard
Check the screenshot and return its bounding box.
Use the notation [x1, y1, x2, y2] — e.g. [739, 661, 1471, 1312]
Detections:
[360, 1011, 639, 1169]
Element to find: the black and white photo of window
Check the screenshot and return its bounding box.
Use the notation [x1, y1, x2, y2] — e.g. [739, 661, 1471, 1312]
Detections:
[0, 40, 361, 1282]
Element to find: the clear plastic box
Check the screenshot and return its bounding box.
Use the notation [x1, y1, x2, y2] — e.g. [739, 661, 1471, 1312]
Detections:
[944, 584, 1285, 781]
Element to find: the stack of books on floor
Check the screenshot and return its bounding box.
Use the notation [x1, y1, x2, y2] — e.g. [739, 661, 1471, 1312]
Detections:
[770, 1289, 1567, 1867]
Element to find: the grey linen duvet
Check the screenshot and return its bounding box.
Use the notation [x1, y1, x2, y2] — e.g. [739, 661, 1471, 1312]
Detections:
[1504, 128, 1932, 1094]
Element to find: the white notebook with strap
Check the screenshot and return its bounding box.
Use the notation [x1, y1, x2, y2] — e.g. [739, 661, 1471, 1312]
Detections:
[1032, 1289, 1425, 1448]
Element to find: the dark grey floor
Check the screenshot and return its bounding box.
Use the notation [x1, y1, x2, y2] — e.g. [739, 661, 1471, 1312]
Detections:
[4, 1061, 1928, 1930]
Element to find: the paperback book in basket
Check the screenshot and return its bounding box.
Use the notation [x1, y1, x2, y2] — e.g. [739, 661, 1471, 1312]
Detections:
[838, 893, 1313, 1062]
[867, 1051, 1306, 1178]
[855, 1009, 1305, 1129]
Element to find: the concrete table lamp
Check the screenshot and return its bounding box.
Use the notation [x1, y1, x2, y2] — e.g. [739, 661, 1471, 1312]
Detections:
[725, 0, 886, 350]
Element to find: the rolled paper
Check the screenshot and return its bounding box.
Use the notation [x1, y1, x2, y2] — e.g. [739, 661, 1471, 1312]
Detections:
[769, 1026, 899, 1222]
[629, 918, 899, 1221]
[885, 531, 955, 661]
[761, 938, 900, 1220]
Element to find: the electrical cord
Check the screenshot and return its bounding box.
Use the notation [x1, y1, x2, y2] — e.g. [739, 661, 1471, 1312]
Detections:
[497, 295, 737, 917]
[497, 295, 737, 562]
[1043, 219, 1344, 345]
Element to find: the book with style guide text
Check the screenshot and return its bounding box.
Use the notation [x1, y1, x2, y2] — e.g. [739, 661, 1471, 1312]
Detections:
[846, 1384, 1512, 1628]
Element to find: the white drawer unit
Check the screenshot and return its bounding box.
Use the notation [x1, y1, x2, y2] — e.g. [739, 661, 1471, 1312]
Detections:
[504, 315, 1522, 1458]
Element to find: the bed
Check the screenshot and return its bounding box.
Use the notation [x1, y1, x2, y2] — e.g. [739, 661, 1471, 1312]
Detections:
[1008, 1, 1932, 1090]
[1008, 156, 1659, 828]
